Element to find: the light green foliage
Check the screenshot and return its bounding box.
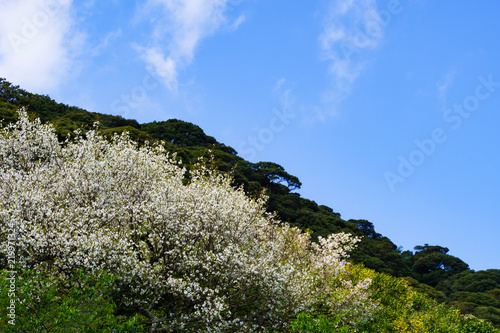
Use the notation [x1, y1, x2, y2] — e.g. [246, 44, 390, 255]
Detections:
[289, 265, 499, 332]
[353, 266, 497, 333]
[289, 314, 350, 333]
[0, 269, 143, 332]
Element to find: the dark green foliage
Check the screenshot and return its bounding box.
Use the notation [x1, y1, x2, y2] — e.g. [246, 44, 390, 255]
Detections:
[101, 126, 150, 142]
[96, 113, 141, 129]
[439, 270, 500, 294]
[412, 244, 469, 286]
[141, 119, 217, 146]
[437, 270, 500, 327]
[253, 161, 302, 190]
[0, 80, 21, 124]
[0, 77, 140, 140]
[350, 235, 413, 277]
[403, 277, 447, 302]
[0, 102, 18, 125]
[488, 289, 500, 300]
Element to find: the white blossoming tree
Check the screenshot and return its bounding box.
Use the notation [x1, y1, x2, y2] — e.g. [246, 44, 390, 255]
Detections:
[0, 110, 375, 332]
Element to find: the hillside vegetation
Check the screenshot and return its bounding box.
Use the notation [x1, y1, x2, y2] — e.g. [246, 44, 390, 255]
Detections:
[1, 78, 499, 331]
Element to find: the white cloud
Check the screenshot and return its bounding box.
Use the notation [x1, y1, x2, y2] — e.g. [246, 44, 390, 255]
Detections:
[319, 0, 389, 115]
[136, 45, 178, 90]
[135, 0, 244, 91]
[273, 78, 295, 112]
[0, 0, 84, 93]
[273, 77, 286, 92]
[91, 29, 122, 56]
[437, 70, 456, 107]
[229, 14, 246, 30]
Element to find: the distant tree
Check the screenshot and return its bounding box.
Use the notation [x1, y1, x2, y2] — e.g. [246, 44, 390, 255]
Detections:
[354, 220, 381, 239]
[252, 162, 301, 190]
[141, 119, 218, 146]
[413, 244, 469, 286]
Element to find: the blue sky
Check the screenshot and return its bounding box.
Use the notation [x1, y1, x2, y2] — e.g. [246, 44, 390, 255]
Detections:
[1, 0, 499, 271]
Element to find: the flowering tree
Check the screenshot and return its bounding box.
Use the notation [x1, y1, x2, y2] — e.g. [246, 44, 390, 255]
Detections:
[0, 110, 375, 332]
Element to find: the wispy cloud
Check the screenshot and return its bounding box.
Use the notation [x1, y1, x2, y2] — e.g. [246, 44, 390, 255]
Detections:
[320, 0, 383, 88]
[0, 0, 85, 93]
[91, 28, 122, 56]
[318, 0, 400, 118]
[135, 0, 245, 91]
[436, 70, 457, 108]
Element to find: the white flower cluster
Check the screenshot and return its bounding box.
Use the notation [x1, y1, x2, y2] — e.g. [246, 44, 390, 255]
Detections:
[0, 110, 376, 332]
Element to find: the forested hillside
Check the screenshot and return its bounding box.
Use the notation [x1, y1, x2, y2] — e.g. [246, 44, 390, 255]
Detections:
[1, 77, 500, 330]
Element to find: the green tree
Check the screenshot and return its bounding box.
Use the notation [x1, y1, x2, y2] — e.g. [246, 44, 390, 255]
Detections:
[412, 244, 469, 286]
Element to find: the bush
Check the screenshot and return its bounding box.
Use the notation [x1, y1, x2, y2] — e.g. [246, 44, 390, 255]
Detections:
[0, 269, 143, 332]
[289, 266, 499, 332]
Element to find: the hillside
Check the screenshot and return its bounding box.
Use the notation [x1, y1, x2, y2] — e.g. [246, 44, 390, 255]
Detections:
[1, 77, 500, 328]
